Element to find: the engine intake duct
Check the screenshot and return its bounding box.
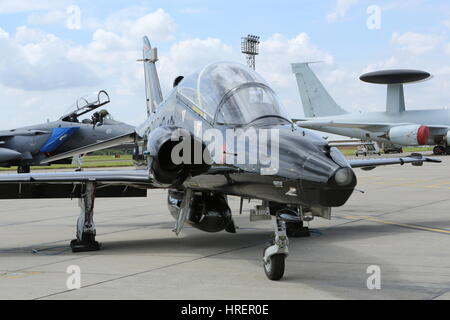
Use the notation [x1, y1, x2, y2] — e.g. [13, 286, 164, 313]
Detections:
[147, 126, 211, 185]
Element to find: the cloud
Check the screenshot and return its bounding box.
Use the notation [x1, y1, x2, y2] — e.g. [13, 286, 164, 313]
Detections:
[0, 7, 177, 94]
[326, 0, 359, 23]
[27, 10, 67, 25]
[391, 32, 445, 55]
[0, 26, 99, 90]
[0, 0, 71, 14]
[445, 43, 450, 56]
[86, 8, 176, 42]
[258, 33, 333, 88]
[3, 4, 450, 132]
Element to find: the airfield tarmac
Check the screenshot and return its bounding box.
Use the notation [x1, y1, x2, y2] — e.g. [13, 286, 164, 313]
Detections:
[1, 154, 450, 300]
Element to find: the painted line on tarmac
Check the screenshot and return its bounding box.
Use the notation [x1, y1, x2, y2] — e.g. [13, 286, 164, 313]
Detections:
[344, 215, 450, 235]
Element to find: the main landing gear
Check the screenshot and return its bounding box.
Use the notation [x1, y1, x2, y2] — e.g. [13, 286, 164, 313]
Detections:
[433, 145, 450, 155]
[70, 182, 101, 252]
[17, 165, 30, 174]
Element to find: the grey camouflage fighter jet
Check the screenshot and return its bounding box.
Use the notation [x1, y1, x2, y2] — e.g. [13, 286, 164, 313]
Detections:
[0, 37, 441, 280]
[0, 90, 135, 173]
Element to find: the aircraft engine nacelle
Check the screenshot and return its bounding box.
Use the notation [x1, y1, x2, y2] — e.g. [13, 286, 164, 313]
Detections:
[168, 190, 233, 233]
[388, 125, 430, 146]
[147, 126, 210, 185]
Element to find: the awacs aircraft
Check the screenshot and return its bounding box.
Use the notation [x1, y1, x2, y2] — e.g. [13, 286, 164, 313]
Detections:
[0, 90, 134, 173]
[291, 63, 450, 155]
[0, 37, 440, 280]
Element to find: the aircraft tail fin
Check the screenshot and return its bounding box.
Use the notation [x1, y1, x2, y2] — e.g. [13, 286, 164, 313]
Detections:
[141, 36, 163, 115]
[291, 63, 347, 117]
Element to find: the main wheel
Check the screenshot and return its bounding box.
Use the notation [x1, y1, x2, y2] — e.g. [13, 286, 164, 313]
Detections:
[17, 165, 30, 174]
[264, 253, 285, 280]
[445, 146, 450, 155]
[433, 146, 445, 155]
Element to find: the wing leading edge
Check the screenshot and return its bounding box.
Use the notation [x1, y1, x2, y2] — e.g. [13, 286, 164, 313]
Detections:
[0, 169, 151, 184]
[348, 154, 441, 170]
[0, 169, 151, 199]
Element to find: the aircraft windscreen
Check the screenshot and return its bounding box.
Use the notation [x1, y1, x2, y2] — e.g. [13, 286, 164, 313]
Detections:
[177, 62, 287, 125]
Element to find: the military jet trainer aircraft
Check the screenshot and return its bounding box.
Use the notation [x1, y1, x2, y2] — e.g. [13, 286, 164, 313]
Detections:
[0, 90, 135, 173]
[291, 63, 450, 155]
[0, 37, 440, 280]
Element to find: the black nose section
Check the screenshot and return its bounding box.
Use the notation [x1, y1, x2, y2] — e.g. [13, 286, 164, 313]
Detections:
[320, 167, 357, 207]
[300, 156, 357, 207]
[332, 167, 356, 187]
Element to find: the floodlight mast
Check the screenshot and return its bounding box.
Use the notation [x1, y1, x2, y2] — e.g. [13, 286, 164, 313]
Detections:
[241, 34, 260, 70]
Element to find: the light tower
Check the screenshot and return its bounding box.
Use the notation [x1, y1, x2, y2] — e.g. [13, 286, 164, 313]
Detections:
[241, 34, 260, 70]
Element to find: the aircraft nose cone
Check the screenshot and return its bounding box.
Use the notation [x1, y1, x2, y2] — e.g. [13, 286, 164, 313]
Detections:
[333, 167, 355, 187]
[299, 147, 357, 207]
[265, 126, 357, 207]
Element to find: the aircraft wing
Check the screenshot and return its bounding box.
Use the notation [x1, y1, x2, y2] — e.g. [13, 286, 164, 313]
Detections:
[41, 131, 137, 164]
[294, 120, 449, 134]
[348, 154, 441, 170]
[0, 169, 151, 184]
[328, 141, 375, 148]
[0, 129, 50, 138]
[293, 120, 397, 132]
[0, 165, 239, 200]
[0, 169, 151, 199]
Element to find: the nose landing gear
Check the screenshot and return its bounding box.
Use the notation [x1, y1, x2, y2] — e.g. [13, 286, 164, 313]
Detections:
[263, 215, 289, 280]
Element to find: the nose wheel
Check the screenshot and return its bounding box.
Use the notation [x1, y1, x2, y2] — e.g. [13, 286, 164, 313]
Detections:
[263, 215, 289, 280]
[263, 247, 286, 280]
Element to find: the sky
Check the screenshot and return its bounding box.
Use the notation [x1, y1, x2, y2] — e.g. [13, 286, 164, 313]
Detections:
[1, 0, 450, 129]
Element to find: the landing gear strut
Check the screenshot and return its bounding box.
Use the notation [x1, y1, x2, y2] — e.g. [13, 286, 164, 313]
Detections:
[70, 182, 101, 252]
[263, 215, 289, 280]
[286, 220, 310, 237]
[269, 203, 310, 238]
[17, 165, 30, 174]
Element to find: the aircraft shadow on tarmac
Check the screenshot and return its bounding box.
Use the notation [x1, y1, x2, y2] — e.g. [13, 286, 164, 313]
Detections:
[1, 216, 449, 299]
[80, 225, 450, 298]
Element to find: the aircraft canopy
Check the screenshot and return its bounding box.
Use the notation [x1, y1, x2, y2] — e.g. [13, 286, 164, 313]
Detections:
[178, 62, 288, 125]
[60, 90, 110, 121]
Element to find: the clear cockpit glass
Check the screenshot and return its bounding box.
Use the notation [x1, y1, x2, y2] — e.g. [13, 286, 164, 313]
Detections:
[177, 62, 289, 126]
[60, 90, 110, 121]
